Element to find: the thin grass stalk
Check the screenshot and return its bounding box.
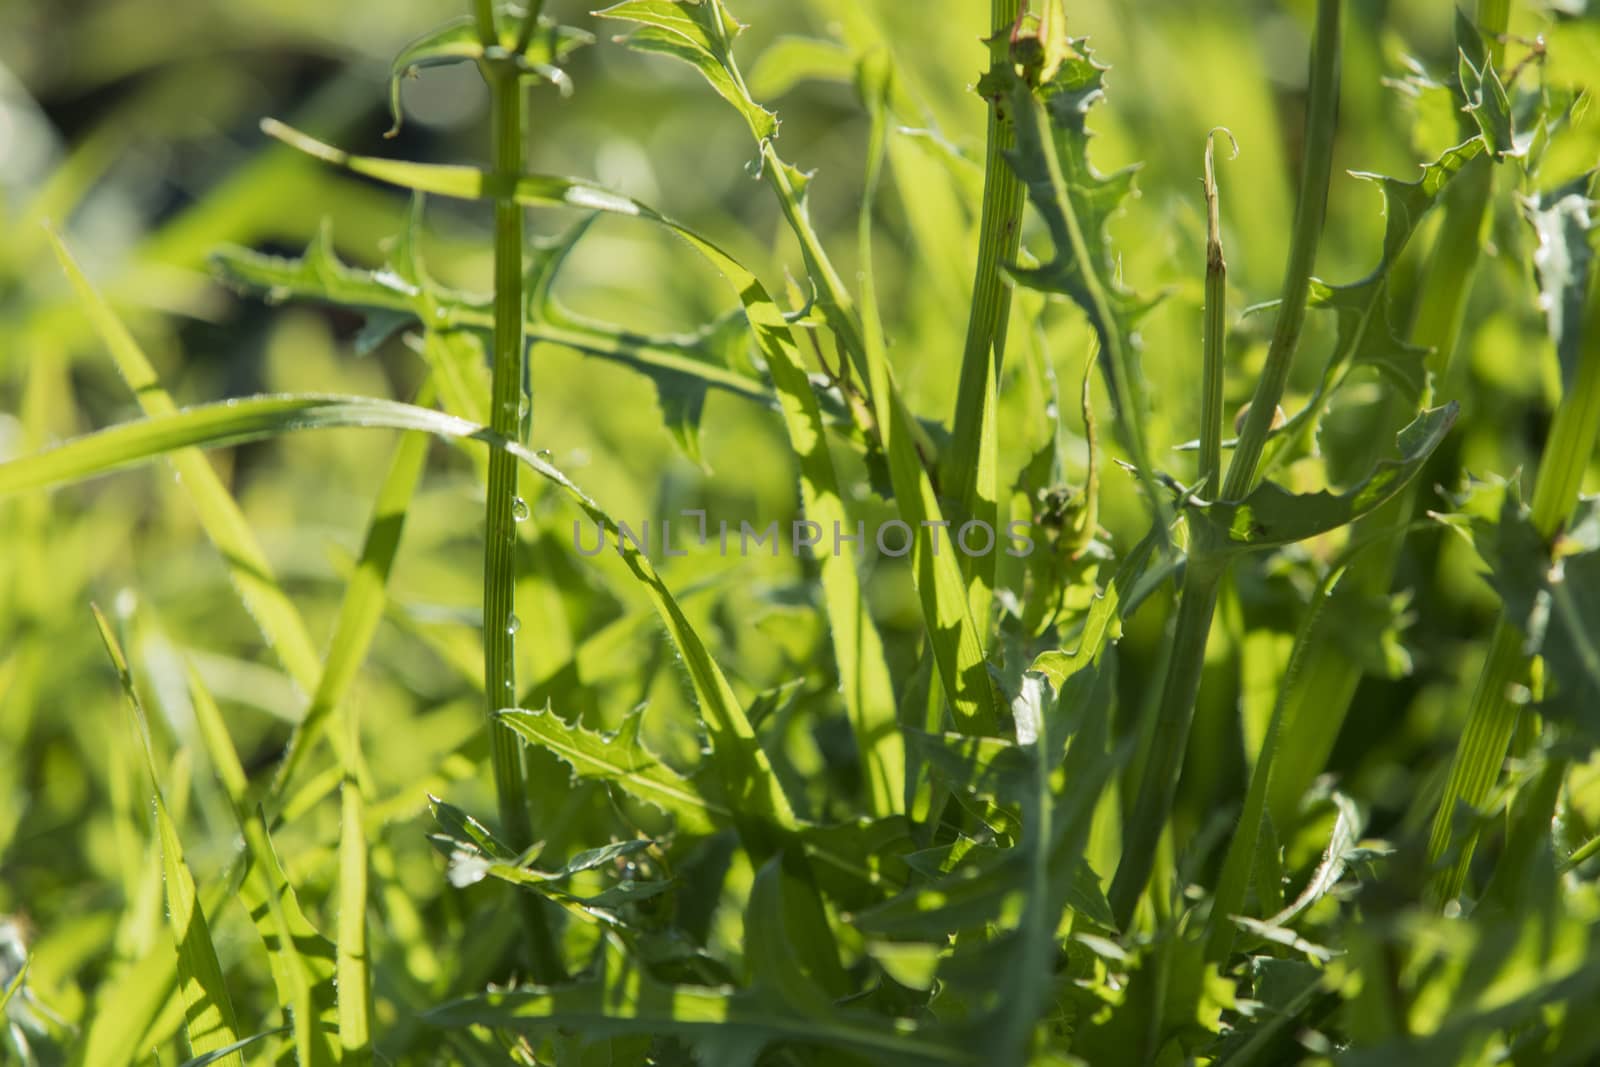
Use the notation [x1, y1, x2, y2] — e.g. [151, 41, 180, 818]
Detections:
[1429, 261, 1600, 905]
[1110, 0, 1342, 927]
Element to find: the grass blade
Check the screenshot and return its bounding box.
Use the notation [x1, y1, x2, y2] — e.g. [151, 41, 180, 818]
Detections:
[92, 607, 243, 1066]
[49, 230, 323, 691]
[186, 667, 338, 1065]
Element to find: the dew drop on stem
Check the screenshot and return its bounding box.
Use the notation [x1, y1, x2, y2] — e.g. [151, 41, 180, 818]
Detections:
[511, 496, 530, 522]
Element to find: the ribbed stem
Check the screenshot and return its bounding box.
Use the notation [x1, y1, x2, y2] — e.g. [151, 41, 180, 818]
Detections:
[946, 0, 1025, 520]
[482, 38, 562, 978]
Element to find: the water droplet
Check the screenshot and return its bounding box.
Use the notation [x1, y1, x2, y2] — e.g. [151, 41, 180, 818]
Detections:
[535, 448, 553, 460]
[507, 615, 521, 635]
[511, 496, 530, 522]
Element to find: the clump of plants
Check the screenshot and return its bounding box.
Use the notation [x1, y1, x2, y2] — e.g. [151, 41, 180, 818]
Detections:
[2, 0, 1599, 1063]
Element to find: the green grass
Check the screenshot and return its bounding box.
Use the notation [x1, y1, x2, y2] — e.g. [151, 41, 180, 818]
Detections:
[2, 0, 1600, 1063]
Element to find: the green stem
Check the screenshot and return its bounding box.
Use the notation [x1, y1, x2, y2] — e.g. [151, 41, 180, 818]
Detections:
[946, 0, 1024, 522]
[1200, 130, 1233, 495]
[482, 52, 562, 978]
[472, 0, 497, 45]
[1222, 0, 1341, 499]
[1109, 561, 1224, 927]
[1429, 255, 1600, 905]
[514, 0, 548, 54]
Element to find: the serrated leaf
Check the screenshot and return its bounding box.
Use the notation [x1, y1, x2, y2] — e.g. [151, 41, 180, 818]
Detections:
[598, 0, 776, 142]
[498, 706, 725, 835]
[1456, 8, 1522, 159]
[1190, 404, 1459, 553]
[1465, 492, 1600, 730]
[999, 42, 1159, 494]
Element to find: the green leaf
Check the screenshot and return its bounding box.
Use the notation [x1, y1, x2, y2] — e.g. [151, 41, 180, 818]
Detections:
[596, 0, 777, 143]
[385, 16, 592, 136]
[1456, 8, 1521, 159]
[92, 609, 243, 1067]
[1190, 404, 1459, 553]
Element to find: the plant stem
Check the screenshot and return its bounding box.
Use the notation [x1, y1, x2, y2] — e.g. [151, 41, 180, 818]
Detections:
[1109, 560, 1224, 926]
[1222, 0, 1341, 500]
[946, 0, 1024, 531]
[1110, 0, 1342, 927]
[1429, 256, 1600, 905]
[481, 32, 562, 977]
[514, 0, 548, 53]
[472, 0, 497, 45]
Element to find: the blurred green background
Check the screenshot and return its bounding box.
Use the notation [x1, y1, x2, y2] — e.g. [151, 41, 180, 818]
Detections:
[3, 0, 1599, 1053]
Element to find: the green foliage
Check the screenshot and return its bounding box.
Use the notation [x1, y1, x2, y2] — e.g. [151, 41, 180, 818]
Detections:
[4, 0, 1600, 1064]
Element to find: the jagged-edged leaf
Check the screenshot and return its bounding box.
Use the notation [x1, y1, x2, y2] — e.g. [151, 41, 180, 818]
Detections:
[1523, 172, 1597, 387]
[385, 16, 592, 135]
[497, 705, 724, 835]
[1190, 403, 1458, 553]
[1458, 491, 1600, 731]
[1456, 8, 1522, 159]
[92, 610, 243, 1066]
[597, 0, 776, 142]
[426, 934, 971, 1065]
[212, 216, 775, 454]
[998, 40, 1160, 495]
[1319, 137, 1488, 395]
